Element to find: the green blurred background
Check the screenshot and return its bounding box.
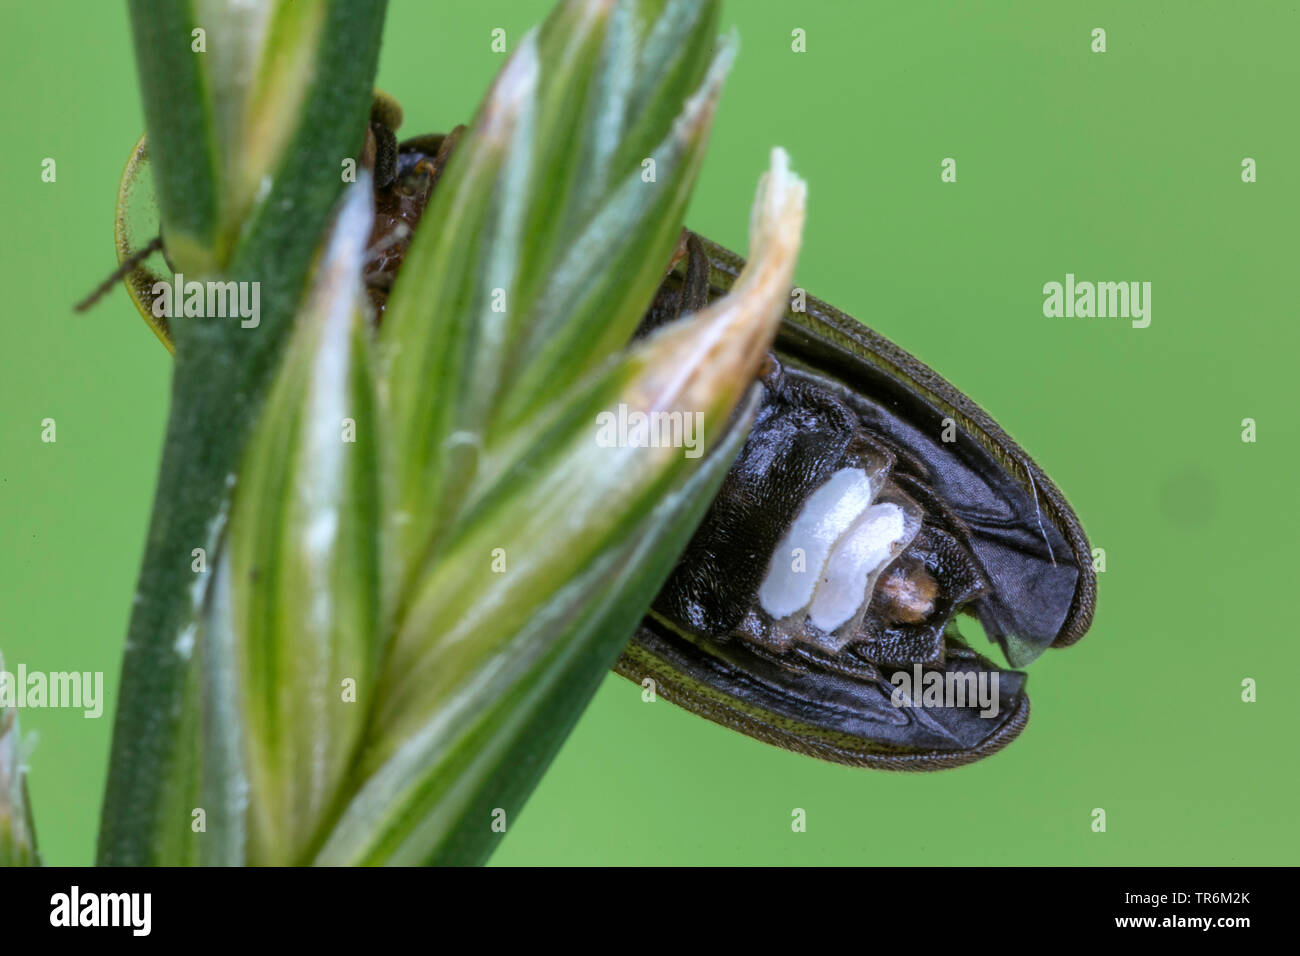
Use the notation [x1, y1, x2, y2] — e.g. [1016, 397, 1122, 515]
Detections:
[1, 0, 1295, 865]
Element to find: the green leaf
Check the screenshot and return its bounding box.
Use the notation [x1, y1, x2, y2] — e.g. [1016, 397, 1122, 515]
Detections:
[129, 0, 339, 273]
[377, 0, 733, 581]
[99, 0, 388, 866]
[312, 389, 760, 865]
[317, 148, 806, 865]
[126, 0, 218, 274]
[199, 181, 383, 866]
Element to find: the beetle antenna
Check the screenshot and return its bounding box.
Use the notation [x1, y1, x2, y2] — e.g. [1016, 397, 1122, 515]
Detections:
[73, 234, 165, 313]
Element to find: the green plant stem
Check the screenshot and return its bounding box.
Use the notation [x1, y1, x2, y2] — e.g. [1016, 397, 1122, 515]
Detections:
[97, 0, 388, 866]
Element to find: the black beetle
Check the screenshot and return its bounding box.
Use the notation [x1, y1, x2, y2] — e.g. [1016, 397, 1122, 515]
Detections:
[620, 233, 1094, 768]
[85, 96, 1095, 770]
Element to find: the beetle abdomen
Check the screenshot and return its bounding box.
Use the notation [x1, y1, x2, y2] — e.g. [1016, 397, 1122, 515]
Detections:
[652, 357, 992, 673]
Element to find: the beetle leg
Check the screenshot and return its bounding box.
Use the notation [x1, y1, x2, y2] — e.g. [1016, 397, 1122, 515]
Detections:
[665, 229, 690, 273]
[428, 124, 465, 187]
[679, 232, 711, 317]
[758, 352, 783, 390]
[371, 121, 400, 190]
[634, 230, 716, 337]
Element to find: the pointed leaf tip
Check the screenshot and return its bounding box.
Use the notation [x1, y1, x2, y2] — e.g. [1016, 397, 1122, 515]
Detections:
[634, 146, 806, 415]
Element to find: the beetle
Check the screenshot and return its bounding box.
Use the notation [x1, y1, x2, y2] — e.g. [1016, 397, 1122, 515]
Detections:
[623, 233, 1094, 768]
[82, 94, 1095, 770]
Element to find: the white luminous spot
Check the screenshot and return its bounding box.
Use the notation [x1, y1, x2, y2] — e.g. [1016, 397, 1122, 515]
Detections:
[758, 468, 874, 619]
[807, 503, 906, 633]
